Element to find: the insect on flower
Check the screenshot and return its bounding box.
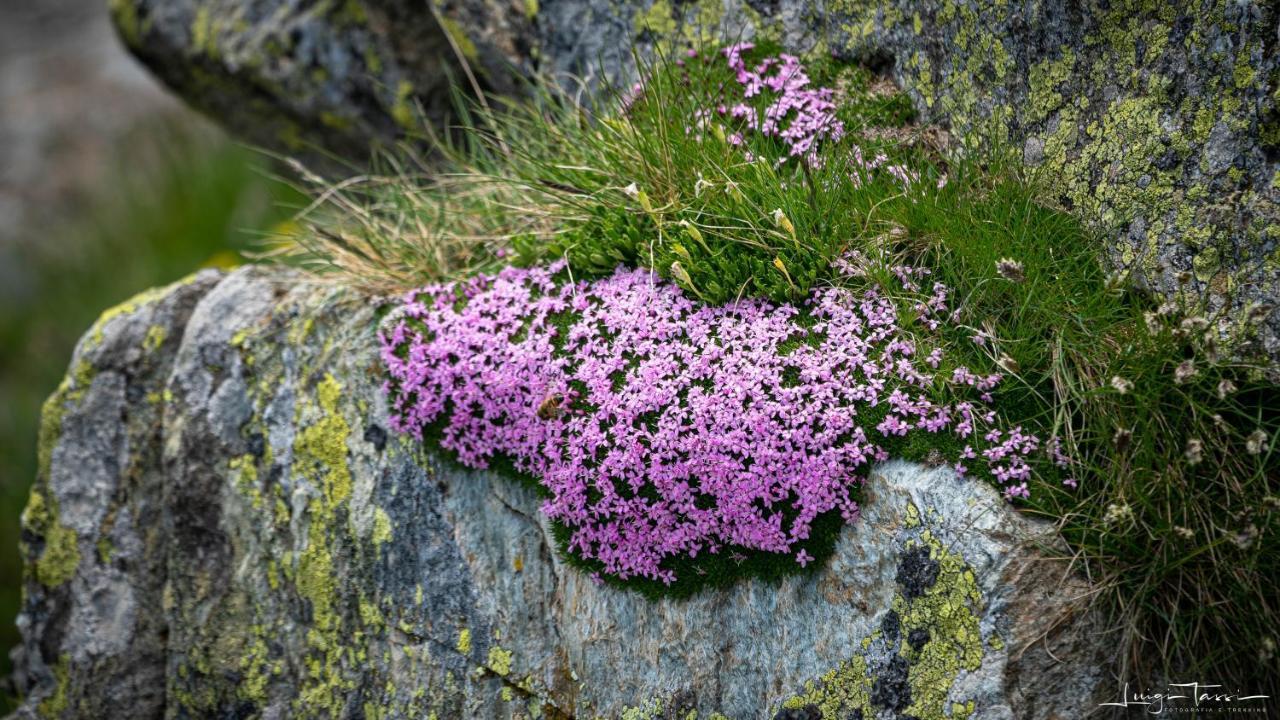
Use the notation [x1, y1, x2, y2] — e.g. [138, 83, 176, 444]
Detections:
[536, 392, 565, 420]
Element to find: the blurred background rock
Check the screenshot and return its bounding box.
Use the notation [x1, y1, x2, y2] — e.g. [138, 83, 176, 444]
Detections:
[0, 0, 298, 704]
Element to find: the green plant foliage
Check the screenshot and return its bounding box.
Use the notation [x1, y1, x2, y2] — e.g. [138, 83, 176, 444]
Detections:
[294, 44, 1278, 691]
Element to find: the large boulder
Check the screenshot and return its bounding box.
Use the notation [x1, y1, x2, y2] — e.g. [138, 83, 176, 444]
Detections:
[109, 0, 1280, 358]
[8, 266, 1108, 719]
[108, 0, 532, 164]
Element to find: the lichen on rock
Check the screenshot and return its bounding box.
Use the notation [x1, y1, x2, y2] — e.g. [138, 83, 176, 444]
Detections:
[8, 268, 1109, 719]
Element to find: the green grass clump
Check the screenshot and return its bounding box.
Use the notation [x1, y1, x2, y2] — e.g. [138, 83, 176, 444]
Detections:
[289, 45, 1278, 692]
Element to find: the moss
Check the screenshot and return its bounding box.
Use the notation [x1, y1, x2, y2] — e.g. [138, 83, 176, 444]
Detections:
[37, 654, 70, 719]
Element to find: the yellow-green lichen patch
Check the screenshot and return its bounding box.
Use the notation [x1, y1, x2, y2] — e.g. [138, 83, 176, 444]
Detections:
[290, 372, 361, 715]
[779, 655, 872, 718]
[26, 489, 81, 588]
[630, 0, 765, 57]
[296, 375, 353, 510]
[390, 80, 417, 131]
[36, 529, 80, 589]
[487, 645, 514, 676]
[192, 5, 217, 56]
[456, 627, 472, 655]
[229, 454, 263, 509]
[371, 506, 393, 547]
[895, 531, 985, 719]
[109, 0, 143, 47]
[1025, 49, 1076, 125]
[36, 391, 68, 483]
[239, 634, 274, 704]
[619, 698, 665, 720]
[87, 274, 197, 349]
[96, 537, 114, 565]
[634, 0, 678, 36]
[436, 16, 478, 61]
[142, 324, 168, 353]
[778, 501, 989, 719]
[37, 654, 70, 719]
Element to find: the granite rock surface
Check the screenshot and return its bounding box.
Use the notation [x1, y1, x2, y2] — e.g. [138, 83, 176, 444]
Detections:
[8, 266, 1108, 719]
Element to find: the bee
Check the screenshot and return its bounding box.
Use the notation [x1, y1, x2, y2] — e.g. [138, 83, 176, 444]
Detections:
[536, 392, 564, 420]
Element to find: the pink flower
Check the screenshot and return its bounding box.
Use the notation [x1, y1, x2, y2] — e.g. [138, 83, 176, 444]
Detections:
[380, 258, 1044, 584]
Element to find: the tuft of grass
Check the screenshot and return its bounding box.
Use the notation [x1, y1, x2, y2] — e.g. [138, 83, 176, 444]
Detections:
[289, 45, 1278, 692]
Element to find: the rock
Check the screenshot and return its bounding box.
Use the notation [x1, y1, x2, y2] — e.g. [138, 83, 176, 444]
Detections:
[109, 0, 1280, 359]
[9, 266, 1108, 718]
[108, 0, 532, 166]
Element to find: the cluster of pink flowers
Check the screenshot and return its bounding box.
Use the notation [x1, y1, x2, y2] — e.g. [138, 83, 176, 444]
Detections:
[715, 43, 845, 163]
[380, 259, 1048, 584]
[702, 44, 925, 189]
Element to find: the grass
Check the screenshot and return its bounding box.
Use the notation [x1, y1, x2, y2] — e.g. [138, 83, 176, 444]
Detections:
[0, 117, 300, 708]
[287, 44, 1278, 692]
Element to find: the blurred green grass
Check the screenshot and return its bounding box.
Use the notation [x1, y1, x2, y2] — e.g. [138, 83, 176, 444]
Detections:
[0, 117, 299, 704]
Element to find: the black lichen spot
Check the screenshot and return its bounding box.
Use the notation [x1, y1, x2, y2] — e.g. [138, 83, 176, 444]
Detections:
[871, 654, 912, 712]
[907, 627, 931, 652]
[880, 608, 901, 641]
[364, 423, 388, 451]
[896, 546, 939, 600]
[246, 432, 266, 458]
[774, 705, 822, 720]
[846, 709, 864, 720]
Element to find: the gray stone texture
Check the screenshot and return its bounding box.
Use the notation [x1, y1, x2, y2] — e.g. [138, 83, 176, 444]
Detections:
[8, 267, 1109, 718]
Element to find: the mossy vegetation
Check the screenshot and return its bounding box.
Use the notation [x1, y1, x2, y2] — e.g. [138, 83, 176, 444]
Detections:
[288, 44, 1278, 691]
